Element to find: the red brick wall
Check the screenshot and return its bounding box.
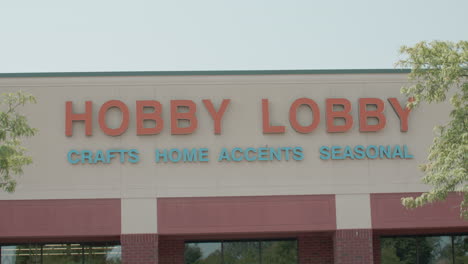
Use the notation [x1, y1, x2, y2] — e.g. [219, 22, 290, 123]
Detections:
[121, 234, 158, 264]
[334, 229, 373, 264]
[298, 234, 334, 264]
[158, 236, 184, 264]
[373, 235, 381, 264]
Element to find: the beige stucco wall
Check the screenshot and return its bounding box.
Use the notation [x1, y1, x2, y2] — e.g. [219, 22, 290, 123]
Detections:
[0, 73, 451, 231]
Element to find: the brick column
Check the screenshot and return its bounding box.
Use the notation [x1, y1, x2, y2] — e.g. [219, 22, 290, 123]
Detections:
[334, 229, 373, 264]
[372, 235, 381, 264]
[158, 237, 184, 264]
[121, 234, 158, 264]
[298, 234, 333, 264]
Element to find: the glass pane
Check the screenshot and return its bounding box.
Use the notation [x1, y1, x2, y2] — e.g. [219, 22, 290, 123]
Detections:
[223, 241, 260, 264]
[1, 245, 41, 264]
[261, 240, 297, 264]
[454, 236, 467, 264]
[185, 242, 221, 264]
[419, 236, 453, 264]
[84, 244, 122, 264]
[381, 237, 418, 264]
[42, 243, 83, 264]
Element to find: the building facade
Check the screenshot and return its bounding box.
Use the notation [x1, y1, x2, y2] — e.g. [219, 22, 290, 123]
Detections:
[0, 70, 466, 264]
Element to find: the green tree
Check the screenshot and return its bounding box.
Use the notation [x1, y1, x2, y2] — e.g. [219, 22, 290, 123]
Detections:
[223, 241, 259, 264]
[261, 241, 297, 264]
[184, 244, 202, 264]
[453, 236, 467, 264]
[396, 41, 468, 218]
[200, 250, 222, 264]
[0, 91, 37, 192]
[381, 237, 418, 264]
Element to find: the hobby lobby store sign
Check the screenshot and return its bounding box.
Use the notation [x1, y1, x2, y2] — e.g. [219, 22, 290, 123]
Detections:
[65, 97, 414, 165]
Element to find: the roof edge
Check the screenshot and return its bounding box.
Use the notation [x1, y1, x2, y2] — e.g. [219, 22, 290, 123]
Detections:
[0, 69, 411, 78]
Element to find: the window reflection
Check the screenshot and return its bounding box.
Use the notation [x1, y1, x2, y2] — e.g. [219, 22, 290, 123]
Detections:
[0, 243, 121, 264]
[1, 245, 41, 264]
[261, 241, 297, 264]
[185, 242, 222, 264]
[184, 240, 297, 264]
[381, 235, 467, 264]
[381, 237, 418, 264]
[454, 236, 467, 264]
[42, 244, 82, 264]
[224, 241, 259, 264]
[84, 245, 122, 264]
[421, 236, 452, 264]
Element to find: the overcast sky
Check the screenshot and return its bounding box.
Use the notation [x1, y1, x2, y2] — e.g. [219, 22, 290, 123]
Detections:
[0, 0, 466, 73]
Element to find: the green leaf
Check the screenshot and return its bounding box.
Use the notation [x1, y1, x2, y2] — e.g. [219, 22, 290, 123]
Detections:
[0, 91, 37, 193]
[397, 41, 468, 219]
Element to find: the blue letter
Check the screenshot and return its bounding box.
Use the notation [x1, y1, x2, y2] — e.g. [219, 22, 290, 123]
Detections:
[379, 145, 392, 159]
[128, 149, 140, 163]
[218, 148, 231, 161]
[331, 146, 343, 160]
[403, 145, 413, 159]
[354, 145, 365, 160]
[106, 150, 116, 163]
[155, 149, 168, 163]
[231, 147, 243, 162]
[343, 146, 354, 160]
[293, 147, 304, 161]
[169, 148, 181, 163]
[319, 146, 330, 160]
[366, 145, 379, 159]
[270, 147, 282, 161]
[281, 147, 292, 161]
[199, 148, 209, 162]
[67, 150, 80, 164]
[392, 145, 403, 159]
[183, 148, 198, 162]
[245, 148, 257, 162]
[258, 147, 269, 161]
[81, 150, 93, 164]
[94, 150, 106, 163]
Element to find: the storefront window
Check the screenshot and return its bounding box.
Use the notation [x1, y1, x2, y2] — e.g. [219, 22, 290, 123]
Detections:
[421, 236, 453, 264]
[381, 235, 467, 264]
[1, 244, 41, 264]
[185, 242, 222, 264]
[83, 244, 121, 264]
[454, 236, 468, 264]
[42, 244, 83, 264]
[224, 241, 260, 264]
[381, 237, 418, 263]
[1, 243, 121, 264]
[261, 241, 298, 264]
[184, 240, 297, 264]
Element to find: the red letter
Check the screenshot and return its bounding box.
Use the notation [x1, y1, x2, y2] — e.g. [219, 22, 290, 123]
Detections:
[98, 100, 129, 136]
[65, 101, 92, 136]
[202, 99, 230, 134]
[171, 100, 198, 135]
[388, 98, 413, 132]
[289, 98, 320, 133]
[359, 98, 386, 132]
[262, 99, 285, 134]
[136, 100, 164, 135]
[326, 98, 353, 133]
